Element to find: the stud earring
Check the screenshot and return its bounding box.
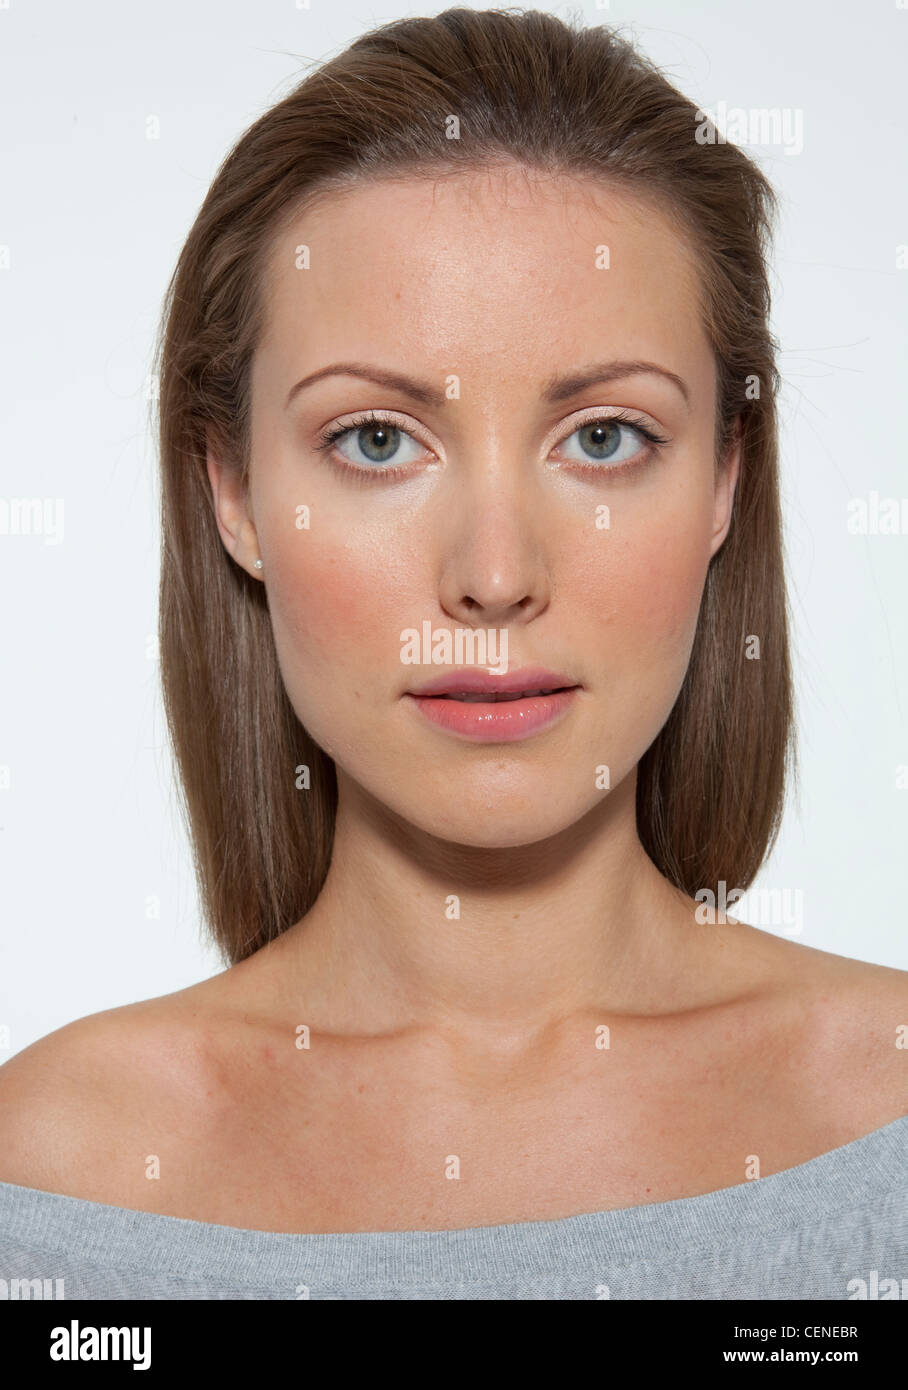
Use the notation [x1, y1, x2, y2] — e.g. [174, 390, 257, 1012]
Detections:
[253, 559, 263, 570]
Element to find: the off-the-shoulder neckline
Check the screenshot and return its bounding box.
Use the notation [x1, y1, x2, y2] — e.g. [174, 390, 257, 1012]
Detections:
[1, 1110, 906, 1286]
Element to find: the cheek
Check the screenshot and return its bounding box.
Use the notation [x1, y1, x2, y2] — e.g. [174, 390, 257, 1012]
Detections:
[259, 522, 417, 747]
[270, 538, 384, 666]
[574, 501, 713, 676]
[624, 533, 708, 652]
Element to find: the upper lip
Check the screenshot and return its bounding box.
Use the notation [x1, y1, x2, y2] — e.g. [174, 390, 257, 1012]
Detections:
[407, 666, 580, 698]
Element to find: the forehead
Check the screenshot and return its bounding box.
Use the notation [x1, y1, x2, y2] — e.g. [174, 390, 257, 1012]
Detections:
[255, 166, 711, 402]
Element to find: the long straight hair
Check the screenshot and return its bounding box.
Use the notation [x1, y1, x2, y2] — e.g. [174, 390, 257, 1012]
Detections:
[153, 8, 794, 965]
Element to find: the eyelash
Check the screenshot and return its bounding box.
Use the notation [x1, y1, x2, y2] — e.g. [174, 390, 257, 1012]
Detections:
[313, 411, 412, 474]
[313, 408, 671, 479]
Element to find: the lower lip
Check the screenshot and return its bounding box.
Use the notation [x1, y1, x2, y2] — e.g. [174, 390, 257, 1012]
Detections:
[406, 688, 579, 742]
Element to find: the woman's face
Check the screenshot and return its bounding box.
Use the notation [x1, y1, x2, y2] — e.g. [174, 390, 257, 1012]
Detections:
[210, 166, 738, 848]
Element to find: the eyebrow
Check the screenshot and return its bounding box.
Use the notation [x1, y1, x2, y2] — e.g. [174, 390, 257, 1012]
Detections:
[283, 359, 690, 410]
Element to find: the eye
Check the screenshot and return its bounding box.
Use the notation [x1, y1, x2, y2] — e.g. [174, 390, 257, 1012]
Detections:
[314, 412, 427, 470]
[554, 413, 669, 469]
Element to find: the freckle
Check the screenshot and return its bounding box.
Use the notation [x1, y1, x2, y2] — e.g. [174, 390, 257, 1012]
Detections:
[358, 1083, 367, 1094]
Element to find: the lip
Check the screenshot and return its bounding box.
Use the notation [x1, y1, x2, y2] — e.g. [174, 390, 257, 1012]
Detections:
[404, 666, 581, 743]
[408, 666, 577, 698]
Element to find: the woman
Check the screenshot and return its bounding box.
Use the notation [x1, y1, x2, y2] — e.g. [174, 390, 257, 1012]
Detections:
[1, 8, 906, 1300]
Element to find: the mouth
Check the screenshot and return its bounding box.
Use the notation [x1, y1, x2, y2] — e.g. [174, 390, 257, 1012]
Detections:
[404, 669, 581, 742]
[428, 685, 576, 703]
[407, 666, 579, 699]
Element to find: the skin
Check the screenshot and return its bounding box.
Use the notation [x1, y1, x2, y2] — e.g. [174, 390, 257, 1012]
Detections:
[1, 166, 906, 1232]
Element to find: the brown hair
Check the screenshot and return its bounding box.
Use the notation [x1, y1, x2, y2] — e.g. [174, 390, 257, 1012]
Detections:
[153, 7, 794, 966]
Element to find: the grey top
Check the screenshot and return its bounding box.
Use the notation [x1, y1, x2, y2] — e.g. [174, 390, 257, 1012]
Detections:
[1, 1112, 906, 1300]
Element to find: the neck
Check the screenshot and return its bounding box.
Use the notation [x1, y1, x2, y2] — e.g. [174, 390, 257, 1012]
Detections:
[273, 768, 713, 1043]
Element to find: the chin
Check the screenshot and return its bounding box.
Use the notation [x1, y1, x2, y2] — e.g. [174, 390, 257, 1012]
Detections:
[385, 792, 596, 852]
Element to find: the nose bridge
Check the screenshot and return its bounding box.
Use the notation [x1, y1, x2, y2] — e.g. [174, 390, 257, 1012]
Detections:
[438, 434, 550, 621]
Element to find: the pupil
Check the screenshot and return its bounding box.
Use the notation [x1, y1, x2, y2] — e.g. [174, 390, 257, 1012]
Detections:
[358, 423, 399, 464]
[582, 421, 620, 459]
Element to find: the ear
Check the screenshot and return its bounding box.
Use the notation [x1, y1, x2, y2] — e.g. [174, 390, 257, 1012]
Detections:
[205, 432, 264, 581]
[708, 420, 742, 560]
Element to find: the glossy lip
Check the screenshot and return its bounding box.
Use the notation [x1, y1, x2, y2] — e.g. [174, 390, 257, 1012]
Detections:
[404, 666, 581, 743]
[407, 666, 577, 698]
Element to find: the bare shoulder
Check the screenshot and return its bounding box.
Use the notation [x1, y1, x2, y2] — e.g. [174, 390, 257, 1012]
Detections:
[803, 943, 908, 1069]
[738, 925, 908, 1125]
[0, 977, 234, 1198]
[753, 927, 908, 1017]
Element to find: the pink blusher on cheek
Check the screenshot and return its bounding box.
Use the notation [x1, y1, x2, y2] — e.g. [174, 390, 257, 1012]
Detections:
[633, 533, 708, 628]
[260, 526, 415, 721]
[584, 510, 712, 682]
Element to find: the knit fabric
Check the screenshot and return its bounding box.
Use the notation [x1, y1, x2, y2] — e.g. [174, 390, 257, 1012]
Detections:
[1, 1113, 906, 1299]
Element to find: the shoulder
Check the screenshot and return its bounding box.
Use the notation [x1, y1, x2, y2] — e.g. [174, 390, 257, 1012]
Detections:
[0, 982, 233, 1198]
[804, 946, 908, 1070]
[753, 929, 908, 1022]
[739, 928, 908, 1127]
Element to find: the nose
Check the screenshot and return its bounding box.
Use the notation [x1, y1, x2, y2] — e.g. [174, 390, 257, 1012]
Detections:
[437, 468, 552, 628]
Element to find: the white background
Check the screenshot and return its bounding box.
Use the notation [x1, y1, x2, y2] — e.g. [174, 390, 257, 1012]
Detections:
[1, 1, 906, 1056]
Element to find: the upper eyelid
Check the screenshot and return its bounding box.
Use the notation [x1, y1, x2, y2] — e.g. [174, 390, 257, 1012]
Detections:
[551, 403, 668, 436]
